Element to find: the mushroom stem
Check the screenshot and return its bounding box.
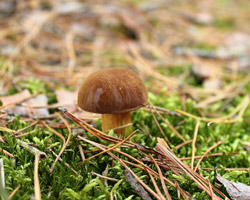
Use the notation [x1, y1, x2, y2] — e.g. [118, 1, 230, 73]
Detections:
[102, 112, 132, 137]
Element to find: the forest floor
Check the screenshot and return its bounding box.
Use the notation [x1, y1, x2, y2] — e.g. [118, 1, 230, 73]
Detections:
[0, 0, 250, 199]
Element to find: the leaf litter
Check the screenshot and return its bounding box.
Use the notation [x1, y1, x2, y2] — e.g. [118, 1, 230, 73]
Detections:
[215, 170, 250, 200]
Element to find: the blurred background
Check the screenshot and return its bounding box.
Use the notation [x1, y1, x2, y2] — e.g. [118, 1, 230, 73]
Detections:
[0, 0, 250, 97]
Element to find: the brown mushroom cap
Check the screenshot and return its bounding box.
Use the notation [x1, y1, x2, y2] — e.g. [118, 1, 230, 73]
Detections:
[77, 67, 148, 114]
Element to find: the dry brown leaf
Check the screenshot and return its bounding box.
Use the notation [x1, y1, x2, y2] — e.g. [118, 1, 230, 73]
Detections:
[0, 89, 31, 106]
[216, 171, 250, 200]
[203, 78, 222, 89]
[55, 89, 77, 112]
[18, 94, 49, 117]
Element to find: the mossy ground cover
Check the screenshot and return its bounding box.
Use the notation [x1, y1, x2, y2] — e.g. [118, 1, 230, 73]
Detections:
[0, 0, 250, 199]
[0, 66, 249, 199]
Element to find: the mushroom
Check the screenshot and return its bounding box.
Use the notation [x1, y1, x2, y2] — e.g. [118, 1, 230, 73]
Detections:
[77, 67, 148, 137]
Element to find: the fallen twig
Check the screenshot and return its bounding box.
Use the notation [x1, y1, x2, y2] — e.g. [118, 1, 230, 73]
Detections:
[180, 152, 239, 161]
[91, 171, 119, 182]
[49, 112, 71, 173]
[149, 154, 171, 200]
[176, 139, 192, 150]
[0, 148, 14, 158]
[194, 139, 225, 172]
[77, 135, 161, 200]
[18, 140, 46, 200]
[176, 95, 249, 124]
[191, 120, 200, 170]
[149, 103, 171, 146]
[202, 168, 250, 171]
[149, 101, 186, 142]
[48, 148, 83, 178]
[8, 185, 21, 199]
[34, 155, 41, 200]
[124, 169, 152, 200]
[78, 129, 138, 165]
[18, 140, 46, 160]
[0, 158, 5, 188]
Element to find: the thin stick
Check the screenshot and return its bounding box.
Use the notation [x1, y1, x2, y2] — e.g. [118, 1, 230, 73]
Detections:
[149, 105, 170, 145]
[34, 155, 41, 200]
[42, 121, 65, 143]
[5, 121, 38, 141]
[174, 180, 190, 200]
[143, 105, 180, 116]
[49, 113, 71, 173]
[191, 120, 200, 170]
[0, 135, 4, 143]
[156, 144, 226, 199]
[202, 168, 250, 171]
[16, 130, 36, 138]
[0, 148, 14, 158]
[149, 154, 171, 200]
[112, 123, 133, 131]
[176, 95, 249, 124]
[149, 102, 185, 142]
[77, 135, 161, 200]
[242, 141, 250, 147]
[176, 140, 192, 150]
[78, 145, 85, 161]
[157, 138, 225, 198]
[117, 153, 176, 187]
[61, 109, 132, 146]
[18, 140, 46, 200]
[48, 148, 83, 178]
[0, 127, 15, 133]
[65, 32, 76, 75]
[194, 140, 224, 172]
[196, 92, 239, 108]
[0, 159, 5, 188]
[8, 185, 21, 199]
[17, 138, 46, 199]
[79, 130, 138, 165]
[175, 180, 181, 199]
[147, 168, 165, 200]
[15, 120, 38, 135]
[91, 172, 119, 182]
[18, 140, 46, 160]
[208, 181, 215, 200]
[69, 111, 176, 187]
[180, 152, 239, 161]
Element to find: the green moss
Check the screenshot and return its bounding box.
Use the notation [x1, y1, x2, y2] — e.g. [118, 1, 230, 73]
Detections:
[1, 70, 250, 200]
[214, 18, 235, 30]
[157, 64, 191, 76]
